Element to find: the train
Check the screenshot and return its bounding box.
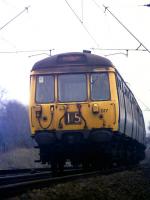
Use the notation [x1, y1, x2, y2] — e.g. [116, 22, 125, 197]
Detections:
[29, 51, 146, 171]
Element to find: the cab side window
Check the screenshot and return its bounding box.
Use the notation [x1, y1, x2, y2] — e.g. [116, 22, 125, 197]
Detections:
[90, 73, 110, 101]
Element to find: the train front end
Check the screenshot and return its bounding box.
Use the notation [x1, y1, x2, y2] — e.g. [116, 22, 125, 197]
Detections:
[29, 52, 119, 168]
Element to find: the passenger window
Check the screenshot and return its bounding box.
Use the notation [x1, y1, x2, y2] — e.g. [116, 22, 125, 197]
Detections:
[90, 73, 110, 100]
[36, 75, 54, 103]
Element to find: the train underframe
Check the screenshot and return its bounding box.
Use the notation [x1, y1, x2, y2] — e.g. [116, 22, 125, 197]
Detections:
[33, 129, 145, 172]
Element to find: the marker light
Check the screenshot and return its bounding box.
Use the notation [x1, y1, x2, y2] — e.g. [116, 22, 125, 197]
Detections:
[92, 104, 99, 114]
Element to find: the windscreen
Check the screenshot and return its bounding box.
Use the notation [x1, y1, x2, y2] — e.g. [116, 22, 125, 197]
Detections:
[36, 75, 54, 103]
[58, 74, 87, 102]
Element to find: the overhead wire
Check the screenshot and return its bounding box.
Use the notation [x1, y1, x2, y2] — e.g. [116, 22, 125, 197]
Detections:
[91, 48, 147, 51]
[136, 97, 150, 112]
[90, 1, 150, 55]
[91, 0, 104, 12]
[0, 49, 51, 54]
[0, 36, 17, 49]
[81, 0, 84, 22]
[64, 0, 100, 47]
[90, 1, 150, 111]
[91, 48, 147, 57]
[0, 48, 55, 58]
[102, 5, 150, 54]
[0, 6, 30, 32]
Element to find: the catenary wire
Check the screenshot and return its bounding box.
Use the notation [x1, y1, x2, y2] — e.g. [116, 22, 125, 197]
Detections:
[0, 6, 30, 32]
[64, 0, 100, 47]
[91, 1, 150, 54]
[103, 5, 150, 54]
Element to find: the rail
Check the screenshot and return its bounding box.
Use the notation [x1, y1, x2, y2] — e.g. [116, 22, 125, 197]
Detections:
[0, 166, 135, 199]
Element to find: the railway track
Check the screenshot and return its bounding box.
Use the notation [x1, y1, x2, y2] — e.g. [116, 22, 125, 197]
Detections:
[0, 168, 99, 198]
[0, 166, 135, 199]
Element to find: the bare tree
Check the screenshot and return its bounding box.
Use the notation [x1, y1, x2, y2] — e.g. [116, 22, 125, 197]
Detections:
[0, 98, 33, 152]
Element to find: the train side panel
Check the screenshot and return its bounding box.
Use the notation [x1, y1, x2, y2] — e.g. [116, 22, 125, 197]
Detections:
[116, 72, 146, 145]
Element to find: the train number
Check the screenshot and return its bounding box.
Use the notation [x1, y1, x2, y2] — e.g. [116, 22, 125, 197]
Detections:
[65, 112, 81, 124]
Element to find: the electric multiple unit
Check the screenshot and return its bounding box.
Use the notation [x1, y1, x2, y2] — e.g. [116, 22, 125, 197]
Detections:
[29, 51, 146, 170]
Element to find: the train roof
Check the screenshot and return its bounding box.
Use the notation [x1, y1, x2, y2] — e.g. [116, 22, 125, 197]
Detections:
[32, 52, 113, 71]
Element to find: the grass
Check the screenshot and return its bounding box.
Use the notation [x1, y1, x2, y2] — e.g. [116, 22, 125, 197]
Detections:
[9, 169, 150, 200]
[0, 148, 45, 169]
[2, 148, 150, 200]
